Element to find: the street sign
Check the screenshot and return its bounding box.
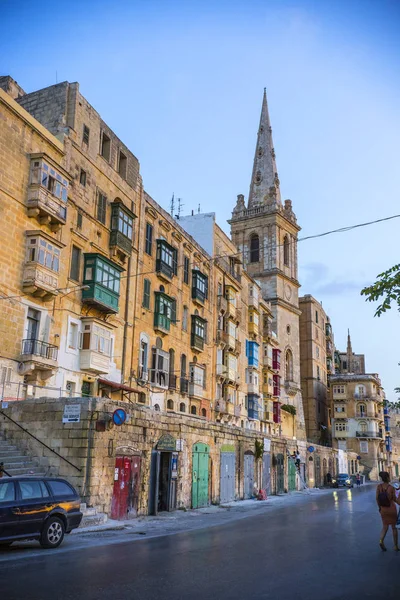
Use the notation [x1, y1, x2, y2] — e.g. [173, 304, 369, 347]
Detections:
[308, 446, 315, 453]
[112, 408, 127, 426]
[62, 404, 81, 423]
[263, 438, 271, 452]
[357, 455, 361, 460]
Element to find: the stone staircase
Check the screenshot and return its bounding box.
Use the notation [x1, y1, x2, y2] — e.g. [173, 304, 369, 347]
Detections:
[0, 432, 47, 477]
[0, 431, 109, 529]
[79, 503, 108, 528]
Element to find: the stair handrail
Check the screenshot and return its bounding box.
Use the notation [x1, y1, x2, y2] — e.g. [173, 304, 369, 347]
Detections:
[0, 410, 82, 473]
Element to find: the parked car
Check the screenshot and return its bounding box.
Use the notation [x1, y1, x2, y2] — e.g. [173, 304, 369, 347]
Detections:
[332, 473, 354, 488]
[0, 476, 82, 549]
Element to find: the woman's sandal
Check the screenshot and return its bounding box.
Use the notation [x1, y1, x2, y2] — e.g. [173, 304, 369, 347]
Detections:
[379, 540, 387, 551]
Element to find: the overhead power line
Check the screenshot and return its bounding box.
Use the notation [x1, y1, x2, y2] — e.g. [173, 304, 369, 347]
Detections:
[1, 212, 399, 303]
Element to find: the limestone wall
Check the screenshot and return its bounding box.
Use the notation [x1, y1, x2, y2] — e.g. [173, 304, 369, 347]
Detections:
[0, 397, 358, 516]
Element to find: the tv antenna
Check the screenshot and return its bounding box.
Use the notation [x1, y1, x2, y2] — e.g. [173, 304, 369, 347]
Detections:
[175, 198, 184, 219]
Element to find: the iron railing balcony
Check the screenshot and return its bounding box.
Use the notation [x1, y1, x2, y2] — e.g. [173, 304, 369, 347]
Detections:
[180, 377, 189, 394]
[168, 374, 177, 390]
[355, 431, 382, 438]
[21, 339, 58, 361]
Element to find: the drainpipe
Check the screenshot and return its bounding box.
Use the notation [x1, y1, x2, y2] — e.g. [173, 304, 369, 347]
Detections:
[129, 198, 141, 389]
[121, 255, 132, 384]
[83, 400, 96, 502]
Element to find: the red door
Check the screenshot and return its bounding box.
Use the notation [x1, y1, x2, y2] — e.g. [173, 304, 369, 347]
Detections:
[111, 456, 142, 520]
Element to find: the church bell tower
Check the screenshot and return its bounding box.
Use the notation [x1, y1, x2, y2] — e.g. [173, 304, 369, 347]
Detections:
[229, 89, 306, 438]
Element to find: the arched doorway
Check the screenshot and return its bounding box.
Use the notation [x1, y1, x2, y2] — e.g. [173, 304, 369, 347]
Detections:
[244, 451, 255, 499]
[220, 445, 236, 503]
[192, 442, 210, 509]
[149, 434, 178, 515]
[328, 458, 334, 480]
[111, 453, 142, 520]
[275, 453, 285, 494]
[315, 455, 321, 487]
[288, 459, 296, 491]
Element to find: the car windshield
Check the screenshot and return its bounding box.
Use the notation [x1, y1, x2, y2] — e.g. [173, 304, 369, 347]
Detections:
[338, 474, 349, 478]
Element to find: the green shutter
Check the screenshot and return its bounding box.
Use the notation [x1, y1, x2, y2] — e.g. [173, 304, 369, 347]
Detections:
[143, 279, 151, 308]
[171, 299, 177, 324]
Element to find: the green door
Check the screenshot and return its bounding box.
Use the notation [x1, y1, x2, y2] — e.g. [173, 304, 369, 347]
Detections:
[192, 443, 209, 508]
[396, 463, 399, 477]
[288, 459, 296, 491]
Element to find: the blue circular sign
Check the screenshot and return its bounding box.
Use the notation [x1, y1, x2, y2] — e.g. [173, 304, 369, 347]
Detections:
[113, 408, 127, 426]
[357, 456, 361, 460]
[308, 446, 315, 453]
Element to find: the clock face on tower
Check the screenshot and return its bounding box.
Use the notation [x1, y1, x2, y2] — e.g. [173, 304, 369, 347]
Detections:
[285, 284, 292, 301]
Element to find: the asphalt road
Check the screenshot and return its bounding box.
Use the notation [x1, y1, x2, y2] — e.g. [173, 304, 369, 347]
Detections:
[1, 485, 398, 600]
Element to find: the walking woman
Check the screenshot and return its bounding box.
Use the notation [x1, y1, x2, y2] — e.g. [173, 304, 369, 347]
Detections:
[377, 471, 400, 551]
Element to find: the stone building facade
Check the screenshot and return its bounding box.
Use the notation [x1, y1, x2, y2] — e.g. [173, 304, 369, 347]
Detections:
[229, 90, 305, 438]
[330, 373, 385, 479]
[0, 75, 373, 517]
[0, 396, 358, 515]
[299, 295, 332, 445]
[0, 80, 141, 402]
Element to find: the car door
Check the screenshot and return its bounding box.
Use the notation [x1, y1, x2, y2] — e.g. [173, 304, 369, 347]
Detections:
[16, 479, 52, 536]
[0, 480, 19, 540]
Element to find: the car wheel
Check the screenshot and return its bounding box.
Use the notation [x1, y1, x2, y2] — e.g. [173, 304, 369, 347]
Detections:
[40, 517, 65, 549]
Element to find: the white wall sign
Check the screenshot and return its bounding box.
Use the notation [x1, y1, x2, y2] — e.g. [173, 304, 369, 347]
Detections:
[263, 438, 271, 452]
[62, 404, 81, 423]
[176, 439, 184, 452]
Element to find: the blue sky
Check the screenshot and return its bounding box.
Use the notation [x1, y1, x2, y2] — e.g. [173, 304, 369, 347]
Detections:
[1, 0, 400, 398]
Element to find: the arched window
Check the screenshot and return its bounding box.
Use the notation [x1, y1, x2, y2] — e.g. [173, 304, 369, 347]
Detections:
[285, 349, 293, 382]
[359, 421, 367, 432]
[167, 399, 174, 410]
[191, 406, 197, 415]
[283, 235, 289, 266]
[249, 234, 260, 263]
[179, 402, 186, 412]
[201, 408, 206, 417]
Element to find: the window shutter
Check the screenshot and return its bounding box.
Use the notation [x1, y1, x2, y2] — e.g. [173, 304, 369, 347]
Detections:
[172, 248, 178, 275]
[171, 299, 177, 324]
[97, 192, 107, 224]
[205, 276, 208, 299]
[143, 279, 151, 309]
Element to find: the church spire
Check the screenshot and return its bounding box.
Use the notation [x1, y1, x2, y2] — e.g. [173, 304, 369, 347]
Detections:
[347, 329, 352, 354]
[248, 88, 281, 208]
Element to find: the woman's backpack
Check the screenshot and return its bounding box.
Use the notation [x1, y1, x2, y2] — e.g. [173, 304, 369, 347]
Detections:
[378, 485, 391, 507]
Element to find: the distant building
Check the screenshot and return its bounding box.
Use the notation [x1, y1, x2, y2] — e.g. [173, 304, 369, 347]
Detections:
[299, 295, 332, 445]
[337, 330, 365, 374]
[330, 372, 385, 479]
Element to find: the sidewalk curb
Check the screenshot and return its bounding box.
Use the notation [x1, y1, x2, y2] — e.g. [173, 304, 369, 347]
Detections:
[72, 523, 126, 535]
[72, 484, 375, 536]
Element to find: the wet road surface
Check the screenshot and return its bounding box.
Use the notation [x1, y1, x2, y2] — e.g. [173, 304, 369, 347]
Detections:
[0, 485, 398, 600]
